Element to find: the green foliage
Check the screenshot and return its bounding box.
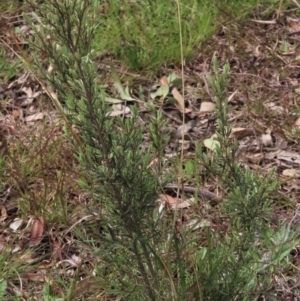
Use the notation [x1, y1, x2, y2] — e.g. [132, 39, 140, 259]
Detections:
[94, 0, 215, 71]
[25, 1, 296, 300]
[94, 0, 265, 72]
[192, 56, 297, 300]
[0, 0, 20, 15]
[42, 283, 64, 301]
[0, 280, 7, 300]
[26, 0, 172, 299]
[0, 48, 19, 84]
[0, 247, 24, 300]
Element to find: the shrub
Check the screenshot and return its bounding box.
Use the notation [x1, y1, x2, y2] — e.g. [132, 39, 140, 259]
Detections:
[24, 1, 296, 300]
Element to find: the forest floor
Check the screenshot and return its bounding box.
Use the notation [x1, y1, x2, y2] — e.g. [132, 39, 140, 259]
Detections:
[1, 1, 300, 300]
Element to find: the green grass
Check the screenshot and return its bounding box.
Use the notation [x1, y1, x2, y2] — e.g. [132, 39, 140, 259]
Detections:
[0, 48, 20, 84]
[93, 0, 264, 72]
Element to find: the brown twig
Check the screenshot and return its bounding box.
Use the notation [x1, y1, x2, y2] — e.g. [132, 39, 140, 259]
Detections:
[164, 183, 222, 204]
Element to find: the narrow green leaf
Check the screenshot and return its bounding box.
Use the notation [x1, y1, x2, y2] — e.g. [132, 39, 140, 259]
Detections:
[150, 85, 169, 100]
[185, 160, 196, 177]
[0, 280, 7, 299]
[111, 65, 134, 101]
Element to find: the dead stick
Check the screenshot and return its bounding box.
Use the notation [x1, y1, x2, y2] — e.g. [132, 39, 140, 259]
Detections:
[164, 183, 221, 204]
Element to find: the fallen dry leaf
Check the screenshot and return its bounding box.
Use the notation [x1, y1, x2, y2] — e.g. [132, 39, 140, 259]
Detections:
[287, 17, 300, 32]
[61, 254, 82, 267]
[24, 112, 44, 122]
[47, 64, 54, 73]
[7, 73, 29, 89]
[26, 270, 48, 282]
[29, 217, 44, 246]
[295, 87, 300, 95]
[176, 200, 194, 209]
[254, 45, 261, 57]
[229, 127, 260, 140]
[294, 117, 300, 128]
[265, 150, 300, 164]
[228, 90, 238, 102]
[49, 231, 63, 263]
[173, 120, 195, 139]
[159, 194, 193, 209]
[160, 194, 178, 207]
[147, 157, 159, 168]
[282, 169, 300, 178]
[1, 206, 7, 220]
[245, 153, 264, 164]
[108, 104, 131, 116]
[261, 133, 273, 146]
[160, 76, 169, 86]
[172, 87, 185, 112]
[264, 102, 285, 114]
[10, 218, 23, 231]
[20, 86, 40, 106]
[199, 102, 215, 113]
[184, 218, 211, 230]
